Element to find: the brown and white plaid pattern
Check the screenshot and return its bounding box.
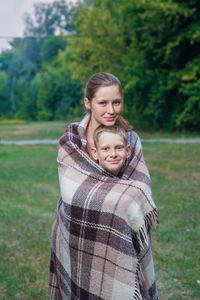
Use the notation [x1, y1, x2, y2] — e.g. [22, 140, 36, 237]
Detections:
[49, 114, 159, 300]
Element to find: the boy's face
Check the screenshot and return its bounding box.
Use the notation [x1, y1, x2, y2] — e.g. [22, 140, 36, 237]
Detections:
[91, 132, 131, 175]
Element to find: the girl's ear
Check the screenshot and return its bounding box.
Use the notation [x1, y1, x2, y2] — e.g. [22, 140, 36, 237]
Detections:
[90, 147, 98, 161]
[126, 145, 131, 158]
[84, 97, 91, 110]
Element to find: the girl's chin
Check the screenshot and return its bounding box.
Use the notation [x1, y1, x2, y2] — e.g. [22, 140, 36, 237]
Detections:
[104, 122, 115, 127]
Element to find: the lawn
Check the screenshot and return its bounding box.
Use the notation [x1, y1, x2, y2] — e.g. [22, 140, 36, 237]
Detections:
[0, 120, 199, 141]
[145, 143, 200, 299]
[0, 122, 199, 299]
[0, 121, 69, 141]
[0, 144, 59, 299]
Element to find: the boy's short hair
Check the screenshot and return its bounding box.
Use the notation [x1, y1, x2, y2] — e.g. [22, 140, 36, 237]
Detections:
[93, 124, 128, 148]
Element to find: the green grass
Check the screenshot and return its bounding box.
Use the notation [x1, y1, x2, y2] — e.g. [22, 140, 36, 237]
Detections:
[0, 121, 68, 141]
[0, 145, 59, 299]
[144, 143, 200, 299]
[0, 123, 200, 299]
[0, 120, 199, 141]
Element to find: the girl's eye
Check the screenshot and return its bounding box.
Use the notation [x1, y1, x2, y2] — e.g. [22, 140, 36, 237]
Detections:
[99, 101, 106, 106]
[102, 147, 108, 151]
[116, 146, 123, 150]
[113, 100, 121, 105]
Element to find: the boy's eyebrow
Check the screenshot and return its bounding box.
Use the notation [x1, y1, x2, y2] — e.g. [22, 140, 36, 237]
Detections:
[99, 143, 125, 147]
[99, 144, 110, 148]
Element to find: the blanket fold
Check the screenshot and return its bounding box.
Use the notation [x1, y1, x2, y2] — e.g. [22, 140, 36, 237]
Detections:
[50, 113, 158, 300]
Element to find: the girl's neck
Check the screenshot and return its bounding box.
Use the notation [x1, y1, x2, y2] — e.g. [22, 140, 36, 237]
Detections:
[86, 120, 99, 156]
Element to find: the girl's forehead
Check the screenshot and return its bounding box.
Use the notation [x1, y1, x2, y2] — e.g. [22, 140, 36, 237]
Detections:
[94, 85, 122, 100]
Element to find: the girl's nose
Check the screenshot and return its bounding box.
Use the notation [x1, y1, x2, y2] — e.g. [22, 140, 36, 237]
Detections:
[107, 103, 114, 114]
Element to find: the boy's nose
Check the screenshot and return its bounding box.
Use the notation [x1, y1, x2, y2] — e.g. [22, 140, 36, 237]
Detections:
[110, 148, 117, 157]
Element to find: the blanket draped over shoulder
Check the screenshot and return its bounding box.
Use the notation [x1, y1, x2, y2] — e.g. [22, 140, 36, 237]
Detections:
[49, 114, 159, 300]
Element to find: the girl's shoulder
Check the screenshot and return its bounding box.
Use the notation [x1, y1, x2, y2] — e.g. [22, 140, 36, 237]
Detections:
[58, 121, 87, 149]
[126, 129, 140, 148]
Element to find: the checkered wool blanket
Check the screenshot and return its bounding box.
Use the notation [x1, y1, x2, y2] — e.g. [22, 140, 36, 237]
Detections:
[50, 114, 158, 300]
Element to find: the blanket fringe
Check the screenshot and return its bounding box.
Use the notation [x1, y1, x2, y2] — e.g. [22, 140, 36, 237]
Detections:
[145, 209, 158, 229]
[133, 288, 143, 300]
[135, 224, 148, 249]
[135, 209, 158, 250]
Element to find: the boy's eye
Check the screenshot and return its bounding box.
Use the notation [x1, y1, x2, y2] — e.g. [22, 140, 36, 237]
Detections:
[99, 101, 106, 106]
[116, 146, 123, 150]
[102, 147, 108, 151]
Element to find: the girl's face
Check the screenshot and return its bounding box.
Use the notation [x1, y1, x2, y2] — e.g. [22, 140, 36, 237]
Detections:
[84, 85, 123, 128]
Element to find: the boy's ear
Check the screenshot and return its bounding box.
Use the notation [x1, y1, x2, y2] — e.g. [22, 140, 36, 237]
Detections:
[90, 146, 98, 161]
[126, 145, 131, 158]
[84, 97, 91, 110]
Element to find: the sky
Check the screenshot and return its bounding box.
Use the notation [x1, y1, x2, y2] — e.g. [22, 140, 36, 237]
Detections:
[0, 0, 58, 52]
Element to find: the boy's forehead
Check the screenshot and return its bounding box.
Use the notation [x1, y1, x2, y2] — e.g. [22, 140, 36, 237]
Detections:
[98, 131, 125, 144]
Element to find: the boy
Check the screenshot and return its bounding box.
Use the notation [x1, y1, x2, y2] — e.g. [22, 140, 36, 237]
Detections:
[91, 124, 131, 176]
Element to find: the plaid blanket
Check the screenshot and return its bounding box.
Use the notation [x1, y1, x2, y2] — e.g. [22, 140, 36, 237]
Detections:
[49, 114, 158, 300]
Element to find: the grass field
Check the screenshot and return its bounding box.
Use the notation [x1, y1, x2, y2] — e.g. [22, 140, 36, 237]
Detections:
[0, 120, 200, 141]
[0, 121, 69, 141]
[0, 121, 200, 299]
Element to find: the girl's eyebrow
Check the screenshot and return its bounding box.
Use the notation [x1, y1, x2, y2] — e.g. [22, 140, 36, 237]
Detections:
[97, 98, 121, 102]
[96, 98, 106, 101]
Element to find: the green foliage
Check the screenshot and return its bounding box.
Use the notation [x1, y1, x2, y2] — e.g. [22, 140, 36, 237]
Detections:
[0, 0, 199, 130]
[177, 79, 200, 130]
[41, 35, 68, 62]
[0, 71, 9, 117]
[65, 0, 128, 82]
[37, 56, 82, 120]
[16, 74, 41, 120]
[64, 0, 200, 131]
[0, 0, 81, 121]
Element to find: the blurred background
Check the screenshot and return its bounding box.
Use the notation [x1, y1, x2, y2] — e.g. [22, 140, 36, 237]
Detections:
[0, 1, 199, 299]
[0, 0, 199, 131]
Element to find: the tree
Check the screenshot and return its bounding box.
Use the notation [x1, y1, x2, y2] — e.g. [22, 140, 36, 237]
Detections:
[16, 73, 40, 120]
[177, 79, 200, 130]
[0, 48, 25, 112]
[0, 71, 9, 117]
[23, 0, 74, 38]
[37, 55, 82, 120]
[41, 35, 68, 62]
[0, 0, 76, 120]
[64, 0, 200, 130]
